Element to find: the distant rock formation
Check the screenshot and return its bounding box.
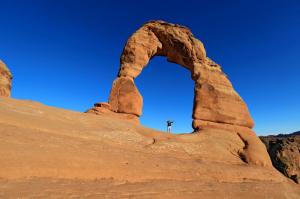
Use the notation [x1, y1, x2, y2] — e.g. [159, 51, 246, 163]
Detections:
[272, 131, 300, 137]
[260, 132, 300, 184]
[0, 60, 12, 97]
[88, 20, 272, 167]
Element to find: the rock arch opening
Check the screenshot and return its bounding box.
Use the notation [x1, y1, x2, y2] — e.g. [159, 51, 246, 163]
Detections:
[135, 56, 194, 133]
[88, 20, 254, 132]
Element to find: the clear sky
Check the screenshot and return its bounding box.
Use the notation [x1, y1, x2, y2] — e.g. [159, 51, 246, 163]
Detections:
[1, 0, 299, 135]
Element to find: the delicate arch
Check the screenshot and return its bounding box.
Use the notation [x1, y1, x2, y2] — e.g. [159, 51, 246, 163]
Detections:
[92, 20, 254, 131]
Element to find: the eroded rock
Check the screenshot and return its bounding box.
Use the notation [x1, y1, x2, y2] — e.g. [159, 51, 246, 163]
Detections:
[88, 20, 270, 167]
[86, 102, 140, 124]
[260, 133, 300, 183]
[117, 20, 253, 128]
[90, 20, 253, 128]
[108, 76, 142, 116]
[0, 60, 12, 97]
[195, 120, 272, 167]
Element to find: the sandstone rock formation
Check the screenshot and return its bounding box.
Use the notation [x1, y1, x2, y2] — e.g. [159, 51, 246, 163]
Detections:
[108, 76, 142, 116]
[0, 60, 12, 97]
[89, 20, 253, 129]
[87, 102, 140, 123]
[88, 20, 271, 167]
[1, 97, 300, 198]
[260, 132, 300, 184]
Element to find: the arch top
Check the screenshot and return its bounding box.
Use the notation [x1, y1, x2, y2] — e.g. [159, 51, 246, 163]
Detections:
[118, 20, 222, 79]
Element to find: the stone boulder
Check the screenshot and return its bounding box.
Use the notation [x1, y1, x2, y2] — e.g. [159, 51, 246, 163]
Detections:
[0, 60, 12, 97]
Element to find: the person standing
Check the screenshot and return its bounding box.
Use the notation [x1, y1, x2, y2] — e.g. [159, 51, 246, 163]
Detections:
[166, 120, 174, 133]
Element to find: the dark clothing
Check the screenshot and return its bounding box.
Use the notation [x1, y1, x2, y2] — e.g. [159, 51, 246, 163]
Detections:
[167, 121, 173, 127]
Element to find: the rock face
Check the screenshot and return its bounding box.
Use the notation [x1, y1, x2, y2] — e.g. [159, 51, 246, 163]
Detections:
[0, 60, 12, 97]
[116, 20, 254, 129]
[88, 20, 271, 167]
[108, 76, 142, 116]
[1, 97, 300, 198]
[90, 20, 253, 129]
[260, 133, 300, 184]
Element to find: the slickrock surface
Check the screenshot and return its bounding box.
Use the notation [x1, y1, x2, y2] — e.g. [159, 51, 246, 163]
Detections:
[260, 132, 300, 184]
[1, 97, 299, 198]
[0, 60, 12, 97]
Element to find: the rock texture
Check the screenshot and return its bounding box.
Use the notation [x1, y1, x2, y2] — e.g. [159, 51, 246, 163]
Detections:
[260, 132, 300, 184]
[86, 102, 140, 123]
[0, 60, 12, 97]
[1, 97, 300, 198]
[89, 20, 253, 129]
[108, 76, 142, 116]
[88, 20, 271, 167]
[102, 20, 254, 129]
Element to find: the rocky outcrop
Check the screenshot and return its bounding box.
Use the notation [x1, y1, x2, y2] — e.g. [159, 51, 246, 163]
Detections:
[88, 20, 271, 167]
[1, 97, 300, 198]
[86, 102, 140, 124]
[0, 60, 12, 97]
[260, 133, 300, 184]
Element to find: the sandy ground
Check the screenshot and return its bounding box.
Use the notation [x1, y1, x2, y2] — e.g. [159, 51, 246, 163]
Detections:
[0, 97, 299, 198]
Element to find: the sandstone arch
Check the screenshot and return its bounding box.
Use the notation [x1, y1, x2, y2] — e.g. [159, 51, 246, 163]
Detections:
[0, 21, 272, 168]
[102, 20, 254, 130]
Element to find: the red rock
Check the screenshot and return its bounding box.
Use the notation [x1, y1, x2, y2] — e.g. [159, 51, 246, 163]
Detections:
[0, 60, 12, 97]
[87, 20, 269, 166]
[193, 120, 272, 167]
[106, 20, 253, 129]
[108, 76, 142, 116]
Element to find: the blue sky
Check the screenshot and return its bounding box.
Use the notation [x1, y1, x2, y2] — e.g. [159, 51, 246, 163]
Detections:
[0, 0, 299, 135]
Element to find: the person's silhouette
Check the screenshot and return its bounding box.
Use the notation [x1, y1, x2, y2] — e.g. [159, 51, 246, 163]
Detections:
[166, 120, 174, 133]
